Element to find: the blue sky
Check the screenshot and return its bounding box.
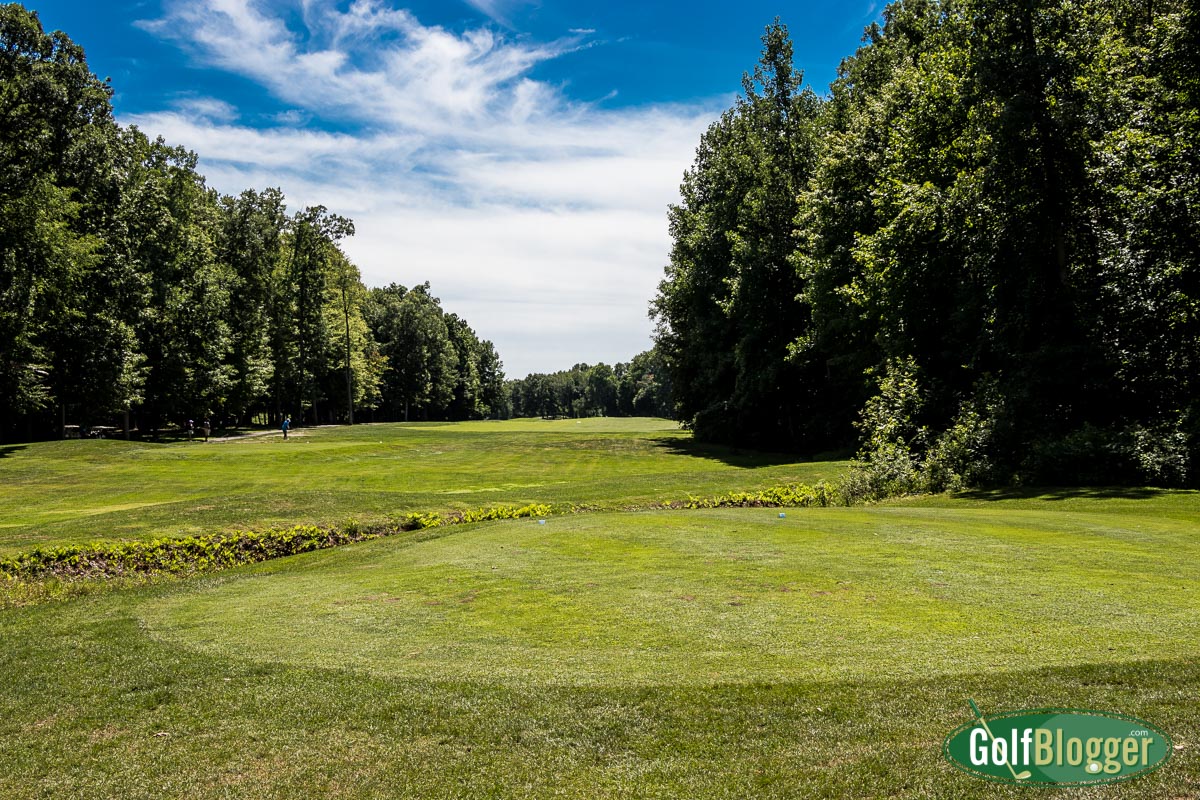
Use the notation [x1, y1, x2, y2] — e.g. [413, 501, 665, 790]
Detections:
[32, 0, 883, 378]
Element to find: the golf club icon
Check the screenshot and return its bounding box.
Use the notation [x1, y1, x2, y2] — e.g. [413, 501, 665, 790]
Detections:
[968, 699, 1032, 781]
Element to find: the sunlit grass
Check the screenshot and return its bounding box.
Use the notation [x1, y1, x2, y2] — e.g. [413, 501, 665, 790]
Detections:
[0, 418, 844, 553]
[1, 422, 1196, 797]
[136, 505, 1200, 687]
[0, 496, 1197, 798]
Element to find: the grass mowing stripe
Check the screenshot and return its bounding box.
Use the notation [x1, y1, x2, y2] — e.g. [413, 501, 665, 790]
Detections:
[0, 483, 841, 595]
[0, 419, 845, 554]
[0, 570, 1194, 799]
[124, 506, 1200, 689]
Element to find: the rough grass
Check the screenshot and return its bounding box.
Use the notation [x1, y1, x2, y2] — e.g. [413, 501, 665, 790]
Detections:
[0, 418, 844, 554]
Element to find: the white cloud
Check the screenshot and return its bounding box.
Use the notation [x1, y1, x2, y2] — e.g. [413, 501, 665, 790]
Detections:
[460, 0, 516, 28]
[130, 0, 720, 377]
[271, 109, 311, 125]
[170, 96, 240, 122]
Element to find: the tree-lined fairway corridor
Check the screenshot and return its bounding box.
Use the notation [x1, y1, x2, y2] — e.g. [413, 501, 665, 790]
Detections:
[0, 419, 843, 554]
[1, 491, 1198, 798]
[5, 0, 1199, 794]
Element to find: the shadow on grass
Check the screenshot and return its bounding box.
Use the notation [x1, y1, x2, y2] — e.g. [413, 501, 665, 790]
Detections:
[207, 428, 272, 440]
[0, 445, 28, 458]
[649, 436, 813, 468]
[955, 485, 1177, 501]
[144, 427, 273, 443]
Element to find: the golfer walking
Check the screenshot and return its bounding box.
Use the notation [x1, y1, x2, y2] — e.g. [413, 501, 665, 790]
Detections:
[282, 416, 290, 440]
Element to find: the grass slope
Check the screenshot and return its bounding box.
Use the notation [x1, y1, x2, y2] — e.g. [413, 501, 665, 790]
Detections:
[137, 506, 1200, 685]
[0, 418, 843, 554]
[1, 496, 1197, 798]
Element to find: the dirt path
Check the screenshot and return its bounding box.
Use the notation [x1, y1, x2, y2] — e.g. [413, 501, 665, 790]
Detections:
[206, 425, 340, 443]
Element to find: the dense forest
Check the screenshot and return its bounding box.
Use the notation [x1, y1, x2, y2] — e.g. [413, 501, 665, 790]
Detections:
[506, 350, 673, 420]
[653, 0, 1199, 487]
[0, 4, 507, 440]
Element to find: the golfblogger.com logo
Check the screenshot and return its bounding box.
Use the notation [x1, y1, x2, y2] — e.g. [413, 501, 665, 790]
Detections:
[942, 700, 1172, 786]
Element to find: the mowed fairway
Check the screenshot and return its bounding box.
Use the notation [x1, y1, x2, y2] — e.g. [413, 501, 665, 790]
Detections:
[1, 483, 1198, 796]
[0, 422, 1195, 796]
[0, 418, 843, 553]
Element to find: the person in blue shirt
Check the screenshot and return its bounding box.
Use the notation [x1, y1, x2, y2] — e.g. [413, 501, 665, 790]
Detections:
[282, 416, 290, 440]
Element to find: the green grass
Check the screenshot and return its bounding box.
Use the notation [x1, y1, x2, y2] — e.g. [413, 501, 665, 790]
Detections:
[0, 418, 843, 554]
[134, 506, 1200, 686]
[2, 499, 1198, 797]
[0, 419, 1196, 797]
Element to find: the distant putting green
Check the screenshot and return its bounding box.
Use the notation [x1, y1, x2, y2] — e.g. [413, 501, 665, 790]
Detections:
[0, 418, 844, 553]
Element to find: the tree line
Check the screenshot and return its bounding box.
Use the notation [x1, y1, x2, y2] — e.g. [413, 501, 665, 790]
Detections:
[506, 350, 673, 419]
[653, 1, 1199, 487]
[0, 4, 505, 440]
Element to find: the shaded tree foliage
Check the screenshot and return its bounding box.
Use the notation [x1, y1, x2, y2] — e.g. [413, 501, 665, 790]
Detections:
[0, 2, 119, 425]
[654, 3, 1200, 485]
[652, 20, 827, 449]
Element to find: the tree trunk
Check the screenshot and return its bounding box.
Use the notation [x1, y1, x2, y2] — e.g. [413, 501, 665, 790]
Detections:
[343, 284, 354, 425]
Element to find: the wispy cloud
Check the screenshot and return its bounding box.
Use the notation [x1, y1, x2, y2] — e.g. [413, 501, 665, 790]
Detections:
[169, 95, 240, 123]
[130, 0, 719, 376]
[271, 108, 311, 125]
[460, 0, 521, 29]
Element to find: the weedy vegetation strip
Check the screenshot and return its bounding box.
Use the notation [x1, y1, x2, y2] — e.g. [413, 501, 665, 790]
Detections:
[0, 503, 553, 582]
[656, 481, 841, 509]
[2, 482, 843, 587]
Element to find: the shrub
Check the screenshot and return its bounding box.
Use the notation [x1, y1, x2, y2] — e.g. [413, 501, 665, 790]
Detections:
[1127, 424, 1190, 487]
[1022, 422, 1191, 487]
[664, 482, 840, 510]
[922, 382, 1002, 491]
[845, 357, 929, 502]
